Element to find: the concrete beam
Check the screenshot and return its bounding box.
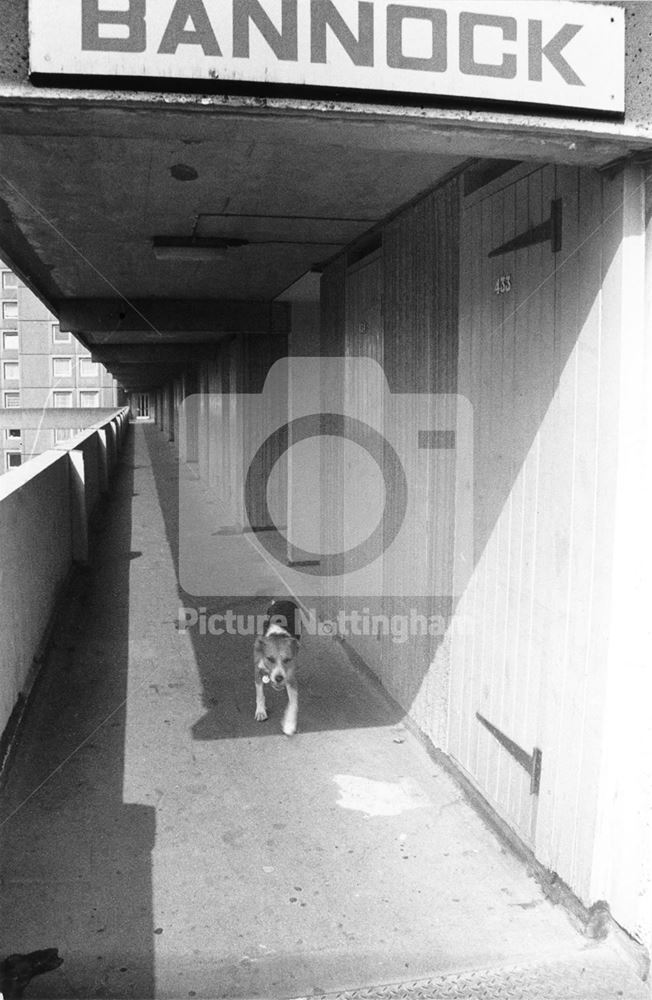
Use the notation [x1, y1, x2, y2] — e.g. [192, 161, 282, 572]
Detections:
[0, 80, 650, 165]
[90, 344, 213, 365]
[57, 299, 291, 340]
[101, 361, 189, 392]
[0, 408, 120, 430]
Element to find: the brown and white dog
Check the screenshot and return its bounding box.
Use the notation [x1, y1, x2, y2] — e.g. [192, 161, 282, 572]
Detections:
[254, 600, 301, 736]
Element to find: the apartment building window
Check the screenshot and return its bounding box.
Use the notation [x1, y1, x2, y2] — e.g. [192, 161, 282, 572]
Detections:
[3, 362, 19, 380]
[52, 323, 70, 343]
[4, 391, 19, 407]
[80, 357, 99, 377]
[6, 428, 21, 439]
[2, 301, 18, 320]
[52, 357, 72, 378]
[54, 428, 74, 443]
[80, 391, 100, 408]
[6, 452, 22, 469]
[53, 391, 73, 408]
[2, 331, 18, 351]
[2, 271, 18, 289]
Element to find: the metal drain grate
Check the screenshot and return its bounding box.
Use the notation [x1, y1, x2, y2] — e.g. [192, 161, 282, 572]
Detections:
[293, 953, 648, 1000]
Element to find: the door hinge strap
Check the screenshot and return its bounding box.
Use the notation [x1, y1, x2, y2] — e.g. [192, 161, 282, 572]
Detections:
[476, 712, 543, 795]
[488, 198, 562, 258]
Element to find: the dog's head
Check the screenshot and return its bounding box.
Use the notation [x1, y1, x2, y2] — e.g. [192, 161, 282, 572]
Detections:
[255, 628, 299, 691]
[0, 949, 63, 998]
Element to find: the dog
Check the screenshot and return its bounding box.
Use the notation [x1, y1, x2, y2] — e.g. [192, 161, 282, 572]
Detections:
[0, 949, 63, 999]
[254, 600, 301, 736]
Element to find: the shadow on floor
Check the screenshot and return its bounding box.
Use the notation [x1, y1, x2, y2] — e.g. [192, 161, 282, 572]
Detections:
[0, 430, 156, 999]
[143, 426, 405, 740]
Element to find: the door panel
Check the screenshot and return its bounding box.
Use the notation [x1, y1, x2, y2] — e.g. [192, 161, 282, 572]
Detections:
[451, 166, 558, 844]
[452, 162, 613, 866]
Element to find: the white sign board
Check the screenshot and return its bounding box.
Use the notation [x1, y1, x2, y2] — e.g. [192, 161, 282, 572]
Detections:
[29, 0, 624, 113]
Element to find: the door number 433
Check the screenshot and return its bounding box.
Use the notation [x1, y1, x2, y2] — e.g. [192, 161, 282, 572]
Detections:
[494, 274, 512, 295]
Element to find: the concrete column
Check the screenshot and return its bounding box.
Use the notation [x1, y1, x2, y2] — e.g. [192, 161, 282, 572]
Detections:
[161, 385, 170, 437]
[68, 448, 89, 565]
[184, 368, 199, 464]
[207, 356, 223, 493]
[287, 300, 322, 564]
[198, 363, 210, 482]
[590, 165, 652, 955]
[172, 377, 183, 444]
[228, 338, 246, 530]
[106, 419, 118, 471]
[170, 384, 176, 442]
[178, 392, 190, 465]
[97, 428, 109, 494]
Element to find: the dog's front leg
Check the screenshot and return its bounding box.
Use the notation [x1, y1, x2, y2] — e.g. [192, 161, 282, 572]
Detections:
[255, 678, 268, 721]
[282, 681, 298, 736]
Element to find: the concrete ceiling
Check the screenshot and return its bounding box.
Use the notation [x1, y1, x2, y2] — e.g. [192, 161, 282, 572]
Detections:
[0, 97, 647, 390]
[0, 110, 469, 279]
[0, 104, 470, 388]
[1, 129, 464, 301]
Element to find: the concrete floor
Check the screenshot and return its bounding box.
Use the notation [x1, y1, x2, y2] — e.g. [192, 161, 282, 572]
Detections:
[0, 424, 645, 999]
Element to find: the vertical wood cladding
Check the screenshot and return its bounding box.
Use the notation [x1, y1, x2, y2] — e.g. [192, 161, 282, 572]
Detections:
[384, 180, 459, 395]
[320, 255, 347, 358]
[319, 164, 647, 938]
[181, 161, 647, 947]
[450, 163, 636, 908]
[196, 333, 288, 528]
[240, 334, 289, 530]
[319, 255, 347, 607]
[318, 176, 461, 744]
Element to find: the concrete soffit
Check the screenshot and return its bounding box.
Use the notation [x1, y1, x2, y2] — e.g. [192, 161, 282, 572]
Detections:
[1, 83, 652, 393]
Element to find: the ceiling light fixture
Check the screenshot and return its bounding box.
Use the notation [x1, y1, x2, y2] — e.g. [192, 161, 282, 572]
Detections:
[152, 236, 249, 262]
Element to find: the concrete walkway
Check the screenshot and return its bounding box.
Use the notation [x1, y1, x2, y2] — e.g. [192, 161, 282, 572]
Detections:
[0, 425, 646, 999]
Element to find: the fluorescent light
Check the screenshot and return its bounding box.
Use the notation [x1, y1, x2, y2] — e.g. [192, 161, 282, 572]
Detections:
[153, 244, 227, 262]
[152, 236, 248, 262]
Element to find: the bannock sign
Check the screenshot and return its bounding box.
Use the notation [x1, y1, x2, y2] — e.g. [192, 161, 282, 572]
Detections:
[29, 0, 624, 113]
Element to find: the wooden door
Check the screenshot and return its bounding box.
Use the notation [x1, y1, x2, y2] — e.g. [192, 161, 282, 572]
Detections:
[450, 165, 559, 844]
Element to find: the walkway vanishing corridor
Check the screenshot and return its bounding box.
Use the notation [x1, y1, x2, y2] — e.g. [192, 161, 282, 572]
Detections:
[0, 425, 645, 999]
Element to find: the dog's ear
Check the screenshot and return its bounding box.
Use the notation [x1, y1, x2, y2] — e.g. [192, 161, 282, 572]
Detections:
[254, 636, 266, 660]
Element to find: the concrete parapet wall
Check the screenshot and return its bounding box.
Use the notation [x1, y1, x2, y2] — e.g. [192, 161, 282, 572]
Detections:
[0, 408, 122, 430]
[0, 407, 129, 742]
[0, 450, 71, 735]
